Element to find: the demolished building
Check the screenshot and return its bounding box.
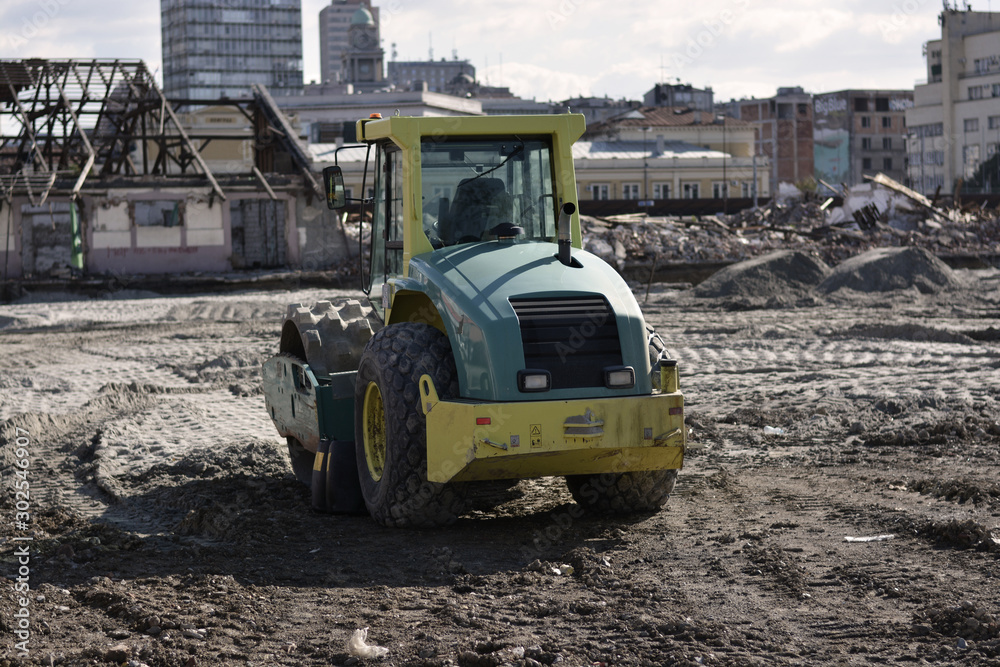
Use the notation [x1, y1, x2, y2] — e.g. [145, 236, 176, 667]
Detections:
[0, 59, 348, 282]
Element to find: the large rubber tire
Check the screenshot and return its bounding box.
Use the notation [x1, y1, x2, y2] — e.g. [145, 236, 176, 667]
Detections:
[279, 299, 379, 377]
[277, 299, 378, 487]
[565, 468, 677, 514]
[564, 323, 679, 514]
[354, 323, 467, 527]
[647, 322, 667, 391]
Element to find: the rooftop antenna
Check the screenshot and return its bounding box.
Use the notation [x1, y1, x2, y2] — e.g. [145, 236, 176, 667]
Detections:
[391, 42, 397, 61]
[428, 32, 433, 61]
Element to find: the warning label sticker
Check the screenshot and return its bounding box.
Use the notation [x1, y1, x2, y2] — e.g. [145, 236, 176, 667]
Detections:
[530, 424, 542, 448]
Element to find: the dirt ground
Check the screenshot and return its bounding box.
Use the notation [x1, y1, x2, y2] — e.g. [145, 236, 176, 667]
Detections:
[2, 252, 1000, 667]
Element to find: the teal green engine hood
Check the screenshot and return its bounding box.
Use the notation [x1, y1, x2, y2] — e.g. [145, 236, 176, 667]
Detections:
[398, 241, 652, 401]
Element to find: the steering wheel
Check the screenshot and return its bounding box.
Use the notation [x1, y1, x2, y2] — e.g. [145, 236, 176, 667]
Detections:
[489, 222, 524, 238]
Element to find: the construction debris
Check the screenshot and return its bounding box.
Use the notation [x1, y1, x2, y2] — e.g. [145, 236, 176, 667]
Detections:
[582, 174, 999, 273]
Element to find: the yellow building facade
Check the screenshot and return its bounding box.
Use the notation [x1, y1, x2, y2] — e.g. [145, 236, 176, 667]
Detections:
[576, 107, 769, 201]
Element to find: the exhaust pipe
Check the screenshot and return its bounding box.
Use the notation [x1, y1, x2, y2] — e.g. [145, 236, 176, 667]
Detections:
[557, 201, 576, 267]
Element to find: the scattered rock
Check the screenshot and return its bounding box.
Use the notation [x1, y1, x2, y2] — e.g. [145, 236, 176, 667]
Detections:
[104, 643, 131, 663]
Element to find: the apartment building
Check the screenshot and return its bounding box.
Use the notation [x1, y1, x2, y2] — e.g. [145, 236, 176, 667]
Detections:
[726, 87, 814, 188]
[813, 89, 913, 190]
[907, 7, 1000, 194]
[161, 0, 303, 100]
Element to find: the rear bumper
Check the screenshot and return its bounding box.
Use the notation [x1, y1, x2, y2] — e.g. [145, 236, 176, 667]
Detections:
[419, 374, 685, 483]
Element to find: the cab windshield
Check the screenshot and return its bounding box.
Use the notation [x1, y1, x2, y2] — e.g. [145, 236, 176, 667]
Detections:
[420, 138, 556, 247]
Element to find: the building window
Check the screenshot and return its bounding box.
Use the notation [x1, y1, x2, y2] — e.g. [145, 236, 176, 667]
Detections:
[883, 157, 893, 171]
[133, 200, 182, 227]
[883, 137, 892, 150]
[653, 183, 671, 199]
[987, 143, 998, 158]
[682, 182, 700, 199]
[989, 116, 1000, 130]
[798, 103, 807, 115]
[712, 182, 728, 199]
[591, 184, 609, 200]
[854, 98, 869, 112]
[861, 116, 872, 128]
[993, 83, 1000, 97]
[862, 157, 872, 170]
[622, 183, 640, 200]
[882, 116, 892, 129]
[741, 182, 751, 197]
[875, 97, 890, 112]
[964, 118, 979, 132]
[862, 137, 872, 150]
[915, 123, 943, 138]
[963, 144, 980, 178]
[969, 86, 984, 100]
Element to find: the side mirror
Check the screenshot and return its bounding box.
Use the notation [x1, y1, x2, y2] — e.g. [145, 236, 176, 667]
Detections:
[322, 166, 346, 210]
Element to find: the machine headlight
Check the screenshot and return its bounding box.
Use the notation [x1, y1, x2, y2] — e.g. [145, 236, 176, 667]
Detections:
[604, 366, 635, 389]
[517, 369, 551, 392]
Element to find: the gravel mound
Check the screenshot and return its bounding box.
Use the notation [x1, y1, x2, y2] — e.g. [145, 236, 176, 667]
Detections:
[842, 323, 977, 344]
[694, 250, 830, 299]
[818, 247, 962, 294]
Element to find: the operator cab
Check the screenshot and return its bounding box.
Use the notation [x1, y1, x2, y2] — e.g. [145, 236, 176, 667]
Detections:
[419, 138, 556, 247]
[323, 131, 563, 315]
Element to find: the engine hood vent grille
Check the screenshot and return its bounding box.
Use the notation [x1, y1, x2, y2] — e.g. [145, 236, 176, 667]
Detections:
[509, 295, 623, 389]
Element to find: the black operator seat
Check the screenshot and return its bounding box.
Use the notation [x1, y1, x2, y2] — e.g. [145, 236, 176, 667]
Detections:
[442, 177, 511, 244]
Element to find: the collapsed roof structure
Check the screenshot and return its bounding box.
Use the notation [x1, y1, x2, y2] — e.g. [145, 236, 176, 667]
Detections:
[0, 59, 320, 205]
[0, 59, 343, 282]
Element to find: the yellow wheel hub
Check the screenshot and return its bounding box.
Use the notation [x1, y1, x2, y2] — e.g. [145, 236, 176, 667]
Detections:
[362, 381, 386, 481]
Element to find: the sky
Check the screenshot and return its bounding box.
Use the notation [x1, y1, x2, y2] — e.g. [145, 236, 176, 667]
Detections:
[0, 0, 975, 104]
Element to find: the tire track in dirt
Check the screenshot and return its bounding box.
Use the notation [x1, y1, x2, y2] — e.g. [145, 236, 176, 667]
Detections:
[657, 463, 995, 663]
[2, 273, 998, 666]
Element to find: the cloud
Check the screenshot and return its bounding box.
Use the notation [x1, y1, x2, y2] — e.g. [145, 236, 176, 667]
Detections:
[0, 0, 944, 104]
[481, 61, 594, 102]
[1, 0, 161, 72]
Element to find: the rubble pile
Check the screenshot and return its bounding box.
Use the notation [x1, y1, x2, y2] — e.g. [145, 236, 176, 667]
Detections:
[693, 250, 830, 299]
[816, 246, 964, 294]
[914, 600, 1000, 641]
[581, 176, 1000, 273]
